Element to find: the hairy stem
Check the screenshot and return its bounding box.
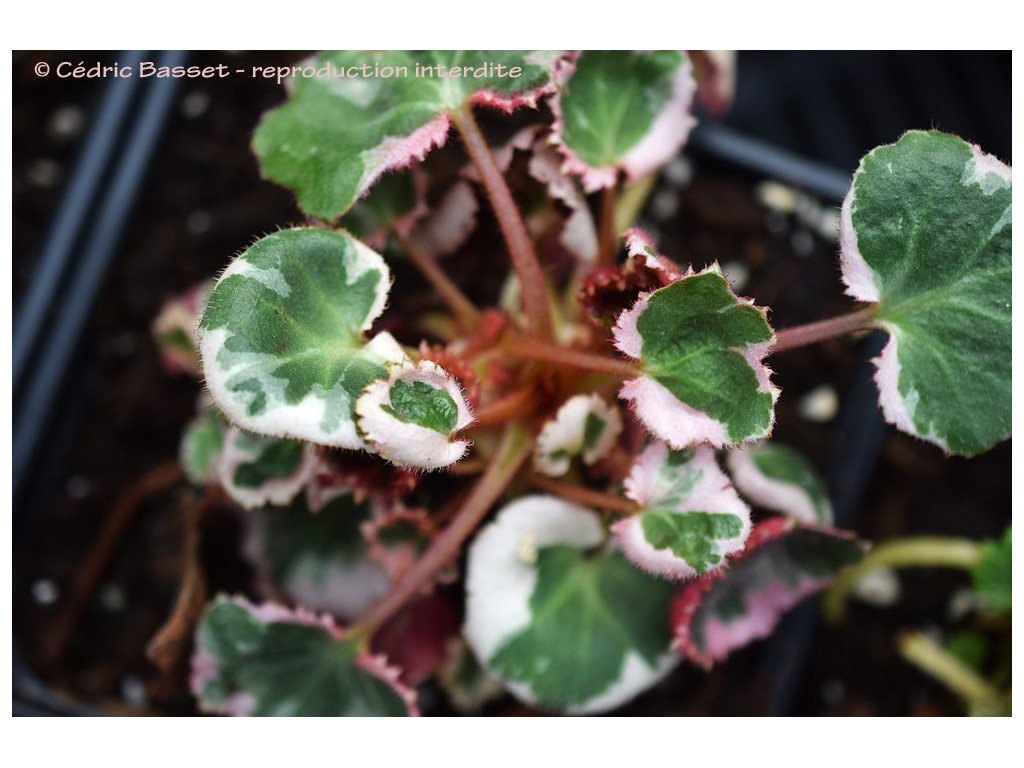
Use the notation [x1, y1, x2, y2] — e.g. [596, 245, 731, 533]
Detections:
[772, 307, 878, 353]
[502, 332, 638, 378]
[599, 182, 620, 266]
[352, 423, 532, 638]
[899, 631, 1003, 709]
[397, 231, 480, 331]
[472, 386, 538, 427]
[527, 473, 639, 515]
[822, 537, 983, 624]
[453, 105, 553, 340]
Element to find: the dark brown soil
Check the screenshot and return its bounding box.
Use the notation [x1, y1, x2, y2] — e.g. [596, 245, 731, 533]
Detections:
[13, 50, 1010, 717]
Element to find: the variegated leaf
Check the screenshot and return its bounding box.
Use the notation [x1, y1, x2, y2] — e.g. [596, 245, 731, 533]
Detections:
[179, 400, 228, 486]
[245, 489, 390, 622]
[534, 393, 623, 476]
[726, 442, 833, 524]
[217, 426, 319, 510]
[614, 443, 751, 579]
[198, 227, 406, 450]
[614, 235, 778, 448]
[840, 130, 1011, 456]
[463, 496, 677, 714]
[673, 517, 865, 669]
[152, 280, 211, 377]
[254, 50, 559, 221]
[355, 360, 474, 470]
[191, 596, 417, 716]
[552, 50, 696, 191]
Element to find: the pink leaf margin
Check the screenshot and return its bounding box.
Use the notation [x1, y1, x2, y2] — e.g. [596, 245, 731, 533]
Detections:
[671, 518, 866, 669]
[191, 595, 420, 716]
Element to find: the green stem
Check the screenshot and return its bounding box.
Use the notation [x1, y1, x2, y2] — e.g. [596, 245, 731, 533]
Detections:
[453, 105, 553, 340]
[822, 537, 983, 624]
[772, 307, 878, 353]
[502, 333, 638, 378]
[351, 423, 532, 639]
[899, 631, 1003, 709]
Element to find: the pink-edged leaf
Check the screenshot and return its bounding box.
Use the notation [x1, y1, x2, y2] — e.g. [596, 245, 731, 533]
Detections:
[217, 426, 319, 510]
[360, 501, 455, 585]
[192, 595, 418, 716]
[672, 517, 866, 669]
[412, 178, 480, 259]
[551, 51, 696, 192]
[253, 51, 559, 221]
[527, 138, 599, 263]
[614, 442, 751, 579]
[613, 235, 778, 448]
[179, 397, 227, 486]
[726, 441, 833, 524]
[152, 280, 211, 377]
[370, 591, 460, 686]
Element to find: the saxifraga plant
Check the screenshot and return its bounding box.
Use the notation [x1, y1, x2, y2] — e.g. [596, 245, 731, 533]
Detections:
[151, 51, 1011, 716]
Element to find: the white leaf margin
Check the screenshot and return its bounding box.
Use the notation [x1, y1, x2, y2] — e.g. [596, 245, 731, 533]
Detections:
[217, 426, 320, 510]
[534, 393, 623, 476]
[463, 495, 678, 715]
[726, 442, 834, 525]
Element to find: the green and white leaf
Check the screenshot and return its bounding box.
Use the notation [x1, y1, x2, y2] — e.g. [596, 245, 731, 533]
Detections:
[463, 495, 677, 714]
[972, 527, 1011, 612]
[153, 281, 211, 377]
[244, 490, 390, 622]
[198, 228, 407, 450]
[217, 426, 318, 510]
[534, 394, 623, 476]
[355, 360, 474, 470]
[253, 50, 559, 221]
[726, 441, 833, 524]
[179, 399, 228, 486]
[615, 443, 751, 579]
[552, 50, 696, 191]
[192, 595, 417, 716]
[614, 256, 778, 449]
[839, 130, 1011, 455]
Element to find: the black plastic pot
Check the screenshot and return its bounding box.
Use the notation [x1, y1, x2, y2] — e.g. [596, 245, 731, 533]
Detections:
[12, 50, 1011, 717]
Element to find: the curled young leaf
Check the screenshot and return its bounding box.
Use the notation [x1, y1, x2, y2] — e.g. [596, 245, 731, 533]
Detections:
[463, 495, 677, 714]
[534, 393, 623, 477]
[726, 441, 833, 525]
[254, 51, 560, 221]
[218, 426, 319, 510]
[839, 130, 1011, 456]
[672, 517, 866, 669]
[552, 50, 696, 191]
[355, 360, 474, 470]
[613, 237, 778, 449]
[191, 595, 418, 716]
[615, 443, 751, 579]
[198, 227, 407, 450]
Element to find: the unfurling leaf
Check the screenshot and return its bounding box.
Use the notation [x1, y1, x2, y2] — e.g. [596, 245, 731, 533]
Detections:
[839, 130, 1011, 456]
[198, 227, 406, 450]
[534, 393, 623, 477]
[218, 426, 318, 510]
[726, 441, 833, 524]
[552, 51, 696, 191]
[191, 596, 417, 716]
[672, 517, 865, 669]
[613, 235, 778, 449]
[972, 527, 1011, 612]
[254, 51, 559, 221]
[152, 281, 211, 377]
[614, 442, 751, 579]
[463, 496, 677, 714]
[355, 360, 474, 469]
